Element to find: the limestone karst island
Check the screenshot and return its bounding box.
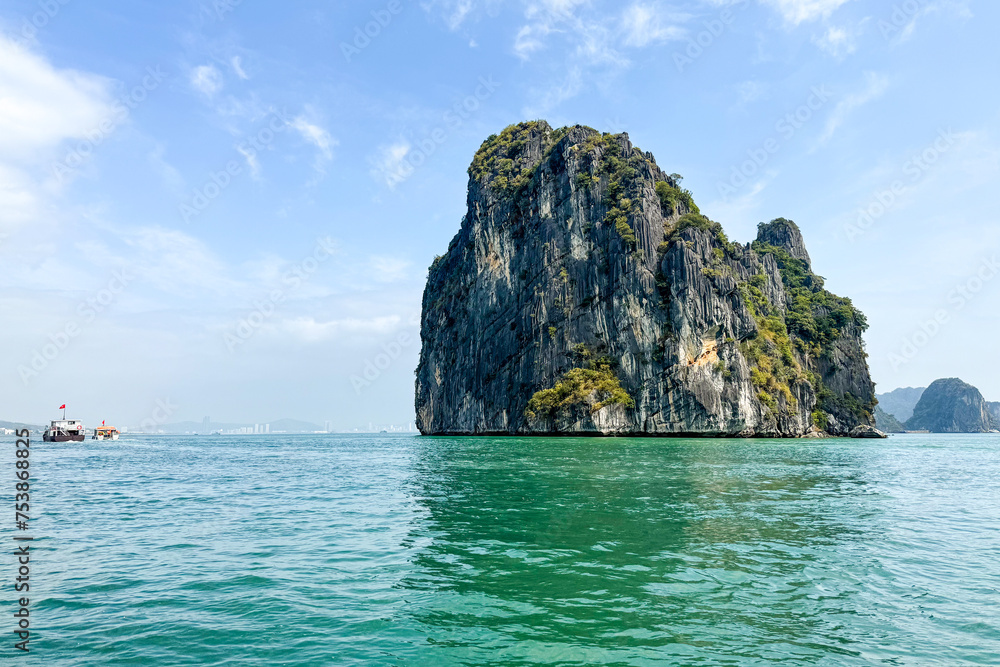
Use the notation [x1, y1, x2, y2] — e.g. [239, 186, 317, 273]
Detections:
[416, 121, 881, 438]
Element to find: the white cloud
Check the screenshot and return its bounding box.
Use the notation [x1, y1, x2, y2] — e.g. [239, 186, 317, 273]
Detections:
[288, 112, 337, 183]
[120, 226, 240, 298]
[761, 0, 852, 25]
[522, 67, 583, 117]
[703, 172, 777, 225]
[369, 256, 412, 283]
[281, 315, 402, 343]
[231, 56, 249, 80]
[443, 0, 476, 29]
[818, 71, 889, 144]
[423, 0, 507, 30]
[511, 0, 635, 111]
[0, 37, 116, 230]
[190, 64, 223, 97]
[621, 4, 684, 47]
[147, 144, 185, 194]
[237, 144, 261, 179]
[514, 0, 614, 63]
[513, 22, 551, 60]
[736, 80, 769, 105]
[229, 56, 250, 81]
[886, 0, 972, 45]
[291, 115, 336, 162]
[814, 25, 857, 57]
[0, 164, 39, 228]
[0, 39, 114, 162]
[370, 142, 414, 190]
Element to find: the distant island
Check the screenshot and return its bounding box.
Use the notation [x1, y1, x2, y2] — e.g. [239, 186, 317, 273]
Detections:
[876, 379, 999, 433]
[415, 121, 881, 438]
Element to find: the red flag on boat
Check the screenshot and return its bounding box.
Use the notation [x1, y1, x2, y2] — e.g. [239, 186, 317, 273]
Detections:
[59, 404, 66, 409]
[102, 420, 105, 426]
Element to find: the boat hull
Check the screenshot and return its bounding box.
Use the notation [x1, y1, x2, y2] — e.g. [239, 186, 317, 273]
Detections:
[43, 433, 85, 442]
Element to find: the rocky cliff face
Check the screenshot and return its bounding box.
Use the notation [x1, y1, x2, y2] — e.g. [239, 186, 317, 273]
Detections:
[415, 121, 878, 437]
[905, 378, 999, 433]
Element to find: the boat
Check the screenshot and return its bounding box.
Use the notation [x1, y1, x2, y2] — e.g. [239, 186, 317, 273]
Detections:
[93, 424, 120, 440]
[43, 404, 86, 442]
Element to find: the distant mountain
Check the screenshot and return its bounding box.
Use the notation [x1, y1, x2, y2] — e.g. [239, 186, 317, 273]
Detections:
[989, 402, 1000, 424]
[874, 406, 905, 433]
[875, 386, 925, 423]
[0, 420, 44, 432]
[905, 378, 998, 433]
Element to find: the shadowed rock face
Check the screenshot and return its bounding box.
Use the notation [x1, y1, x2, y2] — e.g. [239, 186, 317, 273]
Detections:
[874, 406, 905, 433]
[905, 378, 999, 433]
[415, 121, 877, 437]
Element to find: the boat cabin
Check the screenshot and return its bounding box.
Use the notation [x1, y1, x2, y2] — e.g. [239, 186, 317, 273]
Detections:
[50, 419, 84, 432]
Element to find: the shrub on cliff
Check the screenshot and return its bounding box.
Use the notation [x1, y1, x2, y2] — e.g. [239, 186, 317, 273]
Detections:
[526, 360, 635, 420]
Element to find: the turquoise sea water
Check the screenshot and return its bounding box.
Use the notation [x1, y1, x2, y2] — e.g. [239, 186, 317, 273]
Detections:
[4, 433, 999, 665]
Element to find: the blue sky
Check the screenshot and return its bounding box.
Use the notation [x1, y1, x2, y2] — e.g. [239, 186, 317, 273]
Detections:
[1, 0, 996, 428]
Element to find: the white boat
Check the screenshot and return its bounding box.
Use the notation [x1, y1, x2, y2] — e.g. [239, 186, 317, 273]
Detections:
[44, 404, 86, 442]
[93, 425, 120, 440]
[44, 419, 86, 442]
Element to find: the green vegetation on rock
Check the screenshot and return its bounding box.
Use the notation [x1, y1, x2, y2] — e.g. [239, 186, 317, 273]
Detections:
[655, 180, 699, 216]
[526, 357, 635, 420]
[572, 132, 647, 249]
[738, 275, 804, 414]
[737, 220, 874, 423]
[468, 121, 563, 194]
[751, 226, 867, 347]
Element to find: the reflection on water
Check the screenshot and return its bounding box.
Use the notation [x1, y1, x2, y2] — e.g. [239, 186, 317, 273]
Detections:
[22, 433, 1000, 666]
[402, 436, 994, 665]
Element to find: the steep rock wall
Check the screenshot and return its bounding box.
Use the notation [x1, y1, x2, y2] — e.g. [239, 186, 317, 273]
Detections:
[416, 121, 877, 437]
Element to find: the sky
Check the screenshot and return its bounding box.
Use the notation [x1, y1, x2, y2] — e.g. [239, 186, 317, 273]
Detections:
[0, 0, 996, 429]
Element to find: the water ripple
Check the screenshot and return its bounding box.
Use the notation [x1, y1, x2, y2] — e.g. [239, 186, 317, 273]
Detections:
[5, 433, 1000, 665]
